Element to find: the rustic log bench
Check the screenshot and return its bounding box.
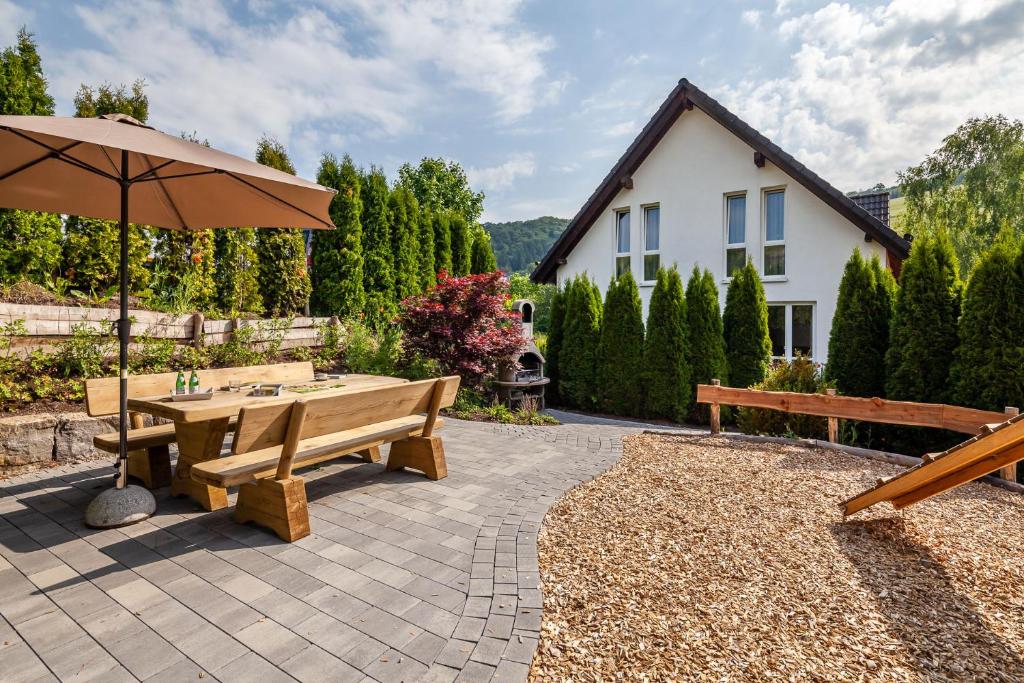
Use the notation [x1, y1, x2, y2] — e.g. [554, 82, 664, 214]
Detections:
[189, 375, 461, 542]
[85, 361, 315, 488]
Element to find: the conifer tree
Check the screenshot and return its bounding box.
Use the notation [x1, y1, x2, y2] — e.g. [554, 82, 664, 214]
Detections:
[214, 228, 262, 314]
[417, 206, 436, 290]
[597, 271, 645, 416]
[388, 185, 421, 301]
[360, 166, 396, 328]
[545, 286, 566, 405]
[885, 231, 962, 403]
[311, 153, 364, 317]
[825, 250, 895, 397]
[686, 267, 727, 419]
[723, 260, 771, 388]
[470, 230, 498, 273]
[559, 275, 603, 409]
[449, 214, 472, 276]
[644, 266, 691, 421]
[951, 234, 1024, 411]
[433, 211, 453, 276]
[254, 136, 311, 316]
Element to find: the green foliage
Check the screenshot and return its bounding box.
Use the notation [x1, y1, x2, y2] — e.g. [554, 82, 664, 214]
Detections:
[736, 357, 831, 438]
[483, 217, 569, 273]
[55, 324, 112, 379]
[643, 266, 691, 421]
[449, 214, 472, 276]
[470, 230, 498, 274]
[885, 231, 962, 403]
[0, 210, 62, 285]
[73, 80, 148, 121]
[898, 115, 1024, 273]
[432, 211, 453, 276]
[0, 28, 55, 116]
[951, 233, 1024, 411]
[544, 287, 566, 405]
[341, 320, 401, 376]
[254, 137, 311, 316]
[825, 250, 895, 398]
[506, 273, 555, 333]
[397, 157, 484, 224]
[685, 267, 727, 417]
[597, 271, 645, 416]
[388, 185, 421, 301]
[152, 229, 216, 312]
[214, 228, 262, 315]
[723, 260, 771, 389]
[311, 153, 364, 317]
[446, 387, 559, 425]
[360, 166, 396, 328]
[417, 207, 437, 290]
[559, 275, 603, 409]
[129, 335, 177, 374]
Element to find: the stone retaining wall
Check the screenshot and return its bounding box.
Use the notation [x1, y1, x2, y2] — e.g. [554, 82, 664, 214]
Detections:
[0, 411, 119, 472]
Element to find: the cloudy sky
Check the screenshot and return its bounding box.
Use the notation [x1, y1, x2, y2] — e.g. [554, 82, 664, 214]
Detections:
[4, 0, 1023, 222]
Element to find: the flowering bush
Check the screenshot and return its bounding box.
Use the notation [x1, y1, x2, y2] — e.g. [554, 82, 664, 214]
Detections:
[398, 271, 524, 387]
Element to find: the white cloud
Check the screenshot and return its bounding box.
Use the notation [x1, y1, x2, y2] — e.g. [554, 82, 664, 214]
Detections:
[717, 0, 1024, 189]
[604, 120, 638, 137]
[0, 0, 31, 45]
[741, 9, 761, 27]
[625, 53, 649, 66]
[467, 152, 536, 191]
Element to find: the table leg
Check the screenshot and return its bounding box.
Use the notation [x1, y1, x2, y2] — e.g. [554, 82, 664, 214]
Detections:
[170, 418, 230, 511]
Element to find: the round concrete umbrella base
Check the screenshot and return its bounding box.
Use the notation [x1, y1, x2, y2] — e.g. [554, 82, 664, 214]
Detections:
[84, 485, 157, 529]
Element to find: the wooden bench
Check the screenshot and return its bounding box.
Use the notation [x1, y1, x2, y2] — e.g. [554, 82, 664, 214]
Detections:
[85, 361, 315, 488]
[190, 376, 461, 541]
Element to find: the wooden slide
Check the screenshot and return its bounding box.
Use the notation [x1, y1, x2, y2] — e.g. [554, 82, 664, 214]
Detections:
[842, 412, 1024, 516]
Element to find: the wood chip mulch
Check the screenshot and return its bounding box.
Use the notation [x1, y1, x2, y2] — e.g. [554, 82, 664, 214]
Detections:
[532, 433, 1024, 682]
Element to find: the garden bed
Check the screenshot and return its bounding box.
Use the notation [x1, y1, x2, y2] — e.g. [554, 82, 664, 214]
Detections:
[532, 433, 1024, 681]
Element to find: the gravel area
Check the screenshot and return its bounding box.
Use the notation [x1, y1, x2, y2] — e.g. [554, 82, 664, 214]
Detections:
[532, 433, 1024, 682]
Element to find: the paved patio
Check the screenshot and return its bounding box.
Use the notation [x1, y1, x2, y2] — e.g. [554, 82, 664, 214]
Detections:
[0, 416, 668, 682]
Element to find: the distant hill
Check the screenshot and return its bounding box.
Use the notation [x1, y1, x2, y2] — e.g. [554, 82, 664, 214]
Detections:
[483, 216, 569, 274]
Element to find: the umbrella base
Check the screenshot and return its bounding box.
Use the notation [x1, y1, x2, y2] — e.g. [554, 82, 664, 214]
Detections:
[84, 484, 156, 528]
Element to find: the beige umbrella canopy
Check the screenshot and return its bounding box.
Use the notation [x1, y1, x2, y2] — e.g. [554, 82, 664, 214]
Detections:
[0, 113, 336, 527]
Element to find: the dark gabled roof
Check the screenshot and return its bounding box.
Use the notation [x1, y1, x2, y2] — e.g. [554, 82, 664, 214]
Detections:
[850, 191, 890, 226]
[531, 78, 911, 283]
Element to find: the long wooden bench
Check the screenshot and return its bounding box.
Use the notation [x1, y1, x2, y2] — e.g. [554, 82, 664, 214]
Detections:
[190, 376, 461, 542]
[85, 361, 315, 488]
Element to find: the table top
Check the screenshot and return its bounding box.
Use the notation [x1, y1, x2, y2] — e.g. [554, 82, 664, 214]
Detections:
[127, 374, 407, 423]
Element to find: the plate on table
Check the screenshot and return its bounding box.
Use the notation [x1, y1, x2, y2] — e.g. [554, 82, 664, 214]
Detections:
[168, 389, 214, 402]
[250, 383, 283, 397]
[314, 373, 347, 381]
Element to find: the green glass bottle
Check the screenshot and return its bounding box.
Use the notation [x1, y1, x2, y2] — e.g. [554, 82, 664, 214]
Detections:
[188, 370, 199, 394]
[175, 370, 186, 395]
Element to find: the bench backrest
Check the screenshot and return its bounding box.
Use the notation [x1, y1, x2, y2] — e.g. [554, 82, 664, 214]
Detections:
[232, 376, 461, 455]
[84, 361, 315, 416]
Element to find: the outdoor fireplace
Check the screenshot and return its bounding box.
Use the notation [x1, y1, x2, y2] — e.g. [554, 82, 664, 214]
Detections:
[496, 299, 550, 409]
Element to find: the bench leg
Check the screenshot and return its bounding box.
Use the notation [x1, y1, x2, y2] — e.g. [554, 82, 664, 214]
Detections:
[386, 436, 447, 480]
[127, 445, 172, 489]
[171, 418, 230, 511]
[234, 477, 311, 542]
[357, 446, 381, 463]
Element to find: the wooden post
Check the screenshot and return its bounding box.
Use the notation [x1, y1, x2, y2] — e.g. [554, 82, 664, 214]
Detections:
[191, 312, 204, 349]
[275, 401, 309, 481]
[827, 388, 839, 443]
[1000, 406, 1020, 482]
[709, 379, 721, 435]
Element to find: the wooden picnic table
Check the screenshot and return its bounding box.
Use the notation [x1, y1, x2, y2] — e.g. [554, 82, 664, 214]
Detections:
[127, 374, 407, 511]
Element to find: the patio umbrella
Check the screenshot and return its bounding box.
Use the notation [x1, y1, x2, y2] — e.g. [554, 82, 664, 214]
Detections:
[0, 113, 335, 527]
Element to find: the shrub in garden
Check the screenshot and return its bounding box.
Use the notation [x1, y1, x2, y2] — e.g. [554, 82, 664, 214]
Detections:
[449, 215, 472, 276]
[545, 286, 566, 405]
[0, 210, 63, 286]
[341, 320, 403, 376]
[389, 185, 422, 300]
[559, 275, 603, 409]
[152, 230, 217, 312]
[417, 207, 437, 291]
[736, 357, 830, 439]
[432, 211, 453, 277]
[723, 260, 771, 389]
[597, 271, 645, 416]
[214, 229, 263, 315]
[311, 153, 364, 318]
[398, 271, 523, 388]
[685, 267, 727, 420]
[360, 166, 397, 328]
[470, 231, 498, 274]
[644, 266, 691, 421]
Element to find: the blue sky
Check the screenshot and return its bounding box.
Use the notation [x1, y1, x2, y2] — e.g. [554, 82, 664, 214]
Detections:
[4, 0, 1023, 222]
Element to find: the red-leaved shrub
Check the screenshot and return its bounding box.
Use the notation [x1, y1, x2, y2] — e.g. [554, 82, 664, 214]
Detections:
[398, 271, 524, 387]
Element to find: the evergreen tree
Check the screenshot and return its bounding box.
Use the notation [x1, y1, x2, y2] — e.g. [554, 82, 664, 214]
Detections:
[825, 250, 895, 397]
[449, 214, 472, 276]
[559, 275, 603, 409]
[885, 231, 962, 403]
[545, 286, 566, 405]
[597, 271, 645, 416]
[214, 228, 262, 314]
[723, 260, 771, 388]
[470, 230, 498, 273]
[254, 136, 311, 316]
[388, 185, 421, 301]
[644, 266, 691, 421]
[417, 206, 436, 290]
[0, 28, 54, 116]
[433, 211, 453, 276]
[951, 234, 1024, 411]
[360, 166, 396, 328]
[73, 80, 148, 121]
[311, 153, 364, 317]
[685, 267, 727, 420]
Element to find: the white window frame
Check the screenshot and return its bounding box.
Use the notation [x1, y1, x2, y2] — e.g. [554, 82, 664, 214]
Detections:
[724, 192, 747, 278]
[762, 186, 786, 279]
[641, 203, 660, 284]
[613, 208, 631, 278]
[767, 302, 815, 361]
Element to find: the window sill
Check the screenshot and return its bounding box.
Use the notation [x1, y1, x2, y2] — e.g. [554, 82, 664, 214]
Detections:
[720, 275, 789, 284]
[639, 281, 656, 288]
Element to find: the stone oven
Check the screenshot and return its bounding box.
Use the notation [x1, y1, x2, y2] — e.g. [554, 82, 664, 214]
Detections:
[496, 299, 550, 409]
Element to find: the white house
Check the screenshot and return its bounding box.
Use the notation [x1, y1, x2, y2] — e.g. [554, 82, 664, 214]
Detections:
[531, 78, 910, 363]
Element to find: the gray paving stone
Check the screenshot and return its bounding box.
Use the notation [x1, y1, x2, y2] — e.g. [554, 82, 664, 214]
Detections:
[419, 663, 461, 683]
[346, 606, 421, 649]
[215, 651, 297, 683]
[235, 617, 310, 665]
[434, 638, 476, 669]
[469, 636, 507, 666]
[293, 612, 365, 654]
[401, 630, 447, 664]
[451, 616, 486, 642]
[455, 660, 497, 682]
[491, 659, 530, 682]
[105, 627, 186, 679]
[0, 641, 53, 682]
[338, 635, 389, 669]
[363, 647, 429, 682]
[279, 644, 363, 683]
[15, 609, 86, 653]
[143, 656, 219, 682]
[175, 623, 250, 671]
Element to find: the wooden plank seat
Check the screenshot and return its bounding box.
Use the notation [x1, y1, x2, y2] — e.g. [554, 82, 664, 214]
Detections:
[85, 361, 314, 489]
[191, 375, 460, 542]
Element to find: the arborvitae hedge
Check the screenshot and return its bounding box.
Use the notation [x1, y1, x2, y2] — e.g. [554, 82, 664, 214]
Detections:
[360, 167, 396, 328]
[825, 250, 895, 398]
[545, 286, 566, 405]
[952, 234, 1024, 411]
[885, 231, 961, 403]
[311, 153, 364, 318]
[723, 260, 771, 389]
[449, 215, 472, 276]
[63, 216, 151, 294]
[417, 207, 436, 290]
[152, 229, 216, 310]
[389, 185, 421, 301]
[433, 211, 453, 276]
[685, 267, 727, 420]
[470, 231, 498, 273]
[559, 275, 603, 409]
[597, 271, 645, 416]
[214, 228, 262, 315]
[644, 266, 691, 421]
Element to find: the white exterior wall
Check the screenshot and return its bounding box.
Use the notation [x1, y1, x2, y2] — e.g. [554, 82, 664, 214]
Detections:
[556, 107, 889, 364]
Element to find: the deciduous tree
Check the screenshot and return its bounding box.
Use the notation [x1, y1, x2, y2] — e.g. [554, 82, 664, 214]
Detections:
[397, 157, 484, 224]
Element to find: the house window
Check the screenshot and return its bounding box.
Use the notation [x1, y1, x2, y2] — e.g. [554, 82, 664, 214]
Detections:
[725, 193, 746, 276]
[615, 209, 631, 277]
[643, 205, 660, 282]
[767, 303, 814, 360]
[763, 189, 785, 276]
